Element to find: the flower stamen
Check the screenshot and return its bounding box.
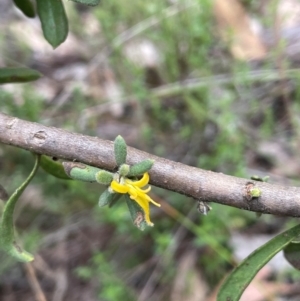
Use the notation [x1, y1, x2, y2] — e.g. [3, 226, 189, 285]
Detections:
[110, 172, 160, 226]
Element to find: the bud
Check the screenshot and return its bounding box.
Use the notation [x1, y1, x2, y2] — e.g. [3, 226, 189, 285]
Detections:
[119, 164, 130, 177]
[95, 170, 113, 185]
[197, 200, 212, 215]
[250, 187, 261, 198]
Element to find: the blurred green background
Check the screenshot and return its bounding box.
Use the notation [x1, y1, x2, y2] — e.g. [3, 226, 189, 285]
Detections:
[1, 0, 300, 300]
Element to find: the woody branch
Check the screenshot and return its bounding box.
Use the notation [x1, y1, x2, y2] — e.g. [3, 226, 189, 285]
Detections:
[1, 111, 300, 217]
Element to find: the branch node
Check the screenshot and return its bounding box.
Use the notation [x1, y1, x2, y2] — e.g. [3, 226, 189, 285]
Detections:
[244, 182, 261, 201]
[6, 118, 18, 129]
[32, 131, 47, 146]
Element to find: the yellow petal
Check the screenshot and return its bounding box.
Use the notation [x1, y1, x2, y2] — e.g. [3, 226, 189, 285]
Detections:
[110, 180, 129, 194]
[126, 172, 149, 188]
[134, 185, 151, 195]
[140, 186, 151, 193]
[127, 185, 138, 199]
[133, 196, 154, 226]
[144, 194, 161, 207]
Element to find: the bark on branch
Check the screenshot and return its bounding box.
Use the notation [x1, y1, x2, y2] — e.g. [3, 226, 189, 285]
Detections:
[1, 112, 300, 217]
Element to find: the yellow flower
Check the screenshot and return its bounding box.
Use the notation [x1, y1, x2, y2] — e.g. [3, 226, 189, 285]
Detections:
[110, 172, 160, 226]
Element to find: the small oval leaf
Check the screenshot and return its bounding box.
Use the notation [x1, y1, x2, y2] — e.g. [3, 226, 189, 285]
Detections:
[36, 0, 68, 48]
[217, 223, 300, 301]
[98, 189, 114, 207]
[128, 159, 154, 177]
[13, 0, 35, 18]
[0, 68, 42, 84]
[62, 162, 101, 182]
[108, 193, 122, 208]
[114, 135, 127, 166]
[40, 155, 71, 180]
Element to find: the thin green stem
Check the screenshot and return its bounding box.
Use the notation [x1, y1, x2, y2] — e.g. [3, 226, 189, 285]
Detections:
[0, 154, 40, 262]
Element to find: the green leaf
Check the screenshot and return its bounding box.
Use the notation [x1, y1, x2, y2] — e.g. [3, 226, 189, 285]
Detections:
[13, 0, 35, 18]
[62, 162, 101, 182]
[36, 0, 68, 48]
[98, 189, 114, 207]
[40, 155, 71, 180]
[283, 241, 300, 270]
[217, 223, 300, 301]
[0, 155, 40, 262]
[69, 0, 100, 6]
[125, 195, 147, 231]
[108, 193, 122, 208]
[114, 135, 127, 166]
[128, 159, 154, 177]
[250, 175, 269, 182]
[0, 68, 42, 84]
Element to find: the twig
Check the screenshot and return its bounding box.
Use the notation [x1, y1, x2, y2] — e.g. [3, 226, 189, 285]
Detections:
[1, 112, 300, 217]
[24, 262, 47, 301]
[137, 208, 194, 301]
[111, 3, 196, 49]
[151, 69, 300, 98]
[52, 269, 68, 301]
[77, 68, 300, 126]
[31, 255, 68, 301]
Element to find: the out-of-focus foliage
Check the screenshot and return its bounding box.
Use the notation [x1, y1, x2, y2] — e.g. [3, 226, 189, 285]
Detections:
[0, 68, 42, 84]
[2, 0, 300, 300]
[13, 0, 35, 18]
